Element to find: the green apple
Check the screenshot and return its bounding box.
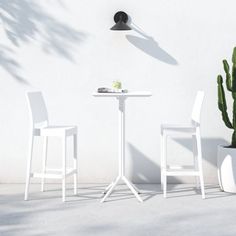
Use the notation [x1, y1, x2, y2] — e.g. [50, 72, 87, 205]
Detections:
[112, 80, 122, 89]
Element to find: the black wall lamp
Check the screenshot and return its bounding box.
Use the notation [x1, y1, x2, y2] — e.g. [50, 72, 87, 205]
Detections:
[110, 11, 131, 31]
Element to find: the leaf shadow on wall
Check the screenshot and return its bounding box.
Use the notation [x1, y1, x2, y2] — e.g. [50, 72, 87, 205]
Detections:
[0, 45, 28, 84]
[0, 0, 86, 84]
[126, 23, 178, 65]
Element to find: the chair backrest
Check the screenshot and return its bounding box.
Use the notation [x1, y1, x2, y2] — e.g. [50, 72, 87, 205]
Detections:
[191, 91, 205, 126]
[26, 91, 48, 127]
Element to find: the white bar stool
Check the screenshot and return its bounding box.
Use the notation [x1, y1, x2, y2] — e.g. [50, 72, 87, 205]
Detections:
[24, 91, 78, 202]
[160, 91, 205, 199]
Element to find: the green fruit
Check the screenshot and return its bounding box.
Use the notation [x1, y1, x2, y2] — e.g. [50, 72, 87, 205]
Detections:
[112, 80, 122, 89]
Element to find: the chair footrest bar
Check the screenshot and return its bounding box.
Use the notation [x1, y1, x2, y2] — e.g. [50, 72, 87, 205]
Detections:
[65, 169, 76, 177]
[167, 165, 196, 170]
[30, 169, 76, 179]
[45, 168, 75, 175]
[163, 170, 200, 176]
[31, 172, 62, 179]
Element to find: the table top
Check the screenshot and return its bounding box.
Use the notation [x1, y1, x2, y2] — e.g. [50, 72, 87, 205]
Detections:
[93, 91, 152, 98]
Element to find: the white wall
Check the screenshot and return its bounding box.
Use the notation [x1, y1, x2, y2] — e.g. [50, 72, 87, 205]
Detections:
[0, 0, 234, 183]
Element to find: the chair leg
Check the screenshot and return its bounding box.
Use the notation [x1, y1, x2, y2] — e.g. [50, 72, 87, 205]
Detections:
[160, 132, 164, 190]
[162, 132, 167, 198]
[192, 135, 200, 189]
[163, 174, 167, 198]
[41, 137, 48, 192]
[196, 129, 205, 199]
[24, 133, 34, 201]
[73, 134, 78, 195]
[62, 136, 66, 202]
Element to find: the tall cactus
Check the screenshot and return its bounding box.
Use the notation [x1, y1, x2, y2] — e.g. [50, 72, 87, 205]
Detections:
[217, 47, 236, 147]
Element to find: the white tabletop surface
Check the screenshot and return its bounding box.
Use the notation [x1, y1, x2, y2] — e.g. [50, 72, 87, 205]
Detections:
[93, 91, 152, 97]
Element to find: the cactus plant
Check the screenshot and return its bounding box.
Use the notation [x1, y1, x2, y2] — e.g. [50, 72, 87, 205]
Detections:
[217, 47, 236, 147]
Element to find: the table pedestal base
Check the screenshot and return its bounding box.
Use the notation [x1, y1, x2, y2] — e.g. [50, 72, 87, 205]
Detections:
[101, 176, 143, 202]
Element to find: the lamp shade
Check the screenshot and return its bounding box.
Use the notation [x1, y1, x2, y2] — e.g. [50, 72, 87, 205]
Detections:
[110, 11, 131, 31]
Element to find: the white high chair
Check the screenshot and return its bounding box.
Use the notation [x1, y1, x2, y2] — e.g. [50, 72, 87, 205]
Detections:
[160, 91, 205, 199]
[24, 91, 78, 202]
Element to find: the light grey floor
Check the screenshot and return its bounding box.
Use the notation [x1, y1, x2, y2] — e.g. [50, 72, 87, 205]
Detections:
[0, 184, 236, 236]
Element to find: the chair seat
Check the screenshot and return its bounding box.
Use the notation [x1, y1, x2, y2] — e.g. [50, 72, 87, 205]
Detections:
[35, 125, 77, 136]
[161, 124, 196, 133]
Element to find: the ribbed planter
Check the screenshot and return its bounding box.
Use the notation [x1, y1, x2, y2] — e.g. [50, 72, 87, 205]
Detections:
[217, 145, 236, 193]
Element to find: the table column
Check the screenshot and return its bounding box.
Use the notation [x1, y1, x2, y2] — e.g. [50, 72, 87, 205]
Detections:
[119, 96, 126, 178]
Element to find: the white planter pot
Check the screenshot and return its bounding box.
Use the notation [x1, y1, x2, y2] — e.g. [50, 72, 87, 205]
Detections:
[217, 145, 236, 193]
